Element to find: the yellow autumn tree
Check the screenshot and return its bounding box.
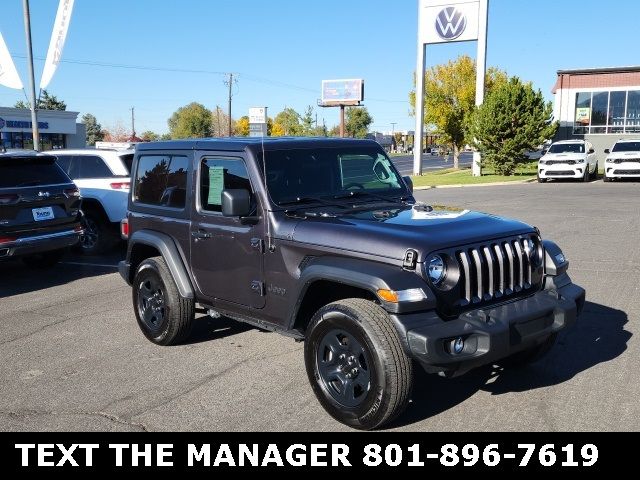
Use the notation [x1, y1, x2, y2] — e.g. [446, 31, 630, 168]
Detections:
[235, 116, 250, 136]
[409, 55, 507, 168]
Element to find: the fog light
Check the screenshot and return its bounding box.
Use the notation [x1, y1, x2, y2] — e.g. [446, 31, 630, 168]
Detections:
[451, 337, 465, 354]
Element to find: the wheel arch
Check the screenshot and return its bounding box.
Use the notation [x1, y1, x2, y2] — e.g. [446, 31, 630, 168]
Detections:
[128, 230, 195, 299]
[289, 257, 434, 335]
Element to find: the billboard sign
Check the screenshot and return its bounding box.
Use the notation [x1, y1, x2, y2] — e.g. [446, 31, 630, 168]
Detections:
[321, 79, 364, 105]
[419, 0, 480, 45]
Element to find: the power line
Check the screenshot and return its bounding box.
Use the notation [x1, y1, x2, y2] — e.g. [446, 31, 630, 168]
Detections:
[12, 54, 409, 104]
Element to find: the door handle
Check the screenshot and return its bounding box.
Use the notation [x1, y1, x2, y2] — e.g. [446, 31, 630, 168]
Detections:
[191, 231, 212, 240]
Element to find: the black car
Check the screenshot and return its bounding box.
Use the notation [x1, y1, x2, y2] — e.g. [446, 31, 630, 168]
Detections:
[118, 137, 585, 430]
[0, 151, 83, 268]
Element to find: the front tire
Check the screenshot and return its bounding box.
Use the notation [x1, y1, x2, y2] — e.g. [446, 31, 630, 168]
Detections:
[132, 256, 195, 345]
[304, 298, 413, 430]
[582, 167, 589, 182]
[603, 175, 612, 182]
[537, 174, 547, 183]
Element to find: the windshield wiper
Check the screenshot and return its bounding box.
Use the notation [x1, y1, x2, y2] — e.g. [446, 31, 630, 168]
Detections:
[333, 190, 411, 205]
[279, 196, 348, 209]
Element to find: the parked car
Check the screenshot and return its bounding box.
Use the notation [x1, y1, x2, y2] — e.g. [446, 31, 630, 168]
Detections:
[46, 148, 133, 254]
[537, 140, 598, 182]
[603, 139, 640, 182]
[0, 151, 82, 267]
[118, 138, 584, 430]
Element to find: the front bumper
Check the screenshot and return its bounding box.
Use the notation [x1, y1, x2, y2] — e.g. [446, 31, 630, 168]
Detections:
[605, 163, 640, 178]
[0, 227, 82, 260]
[399, 282, 585, 376]
[538, 165, 586, 179]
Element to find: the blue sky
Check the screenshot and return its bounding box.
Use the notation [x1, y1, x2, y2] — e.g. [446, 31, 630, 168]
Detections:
[0, 0, 638, 135]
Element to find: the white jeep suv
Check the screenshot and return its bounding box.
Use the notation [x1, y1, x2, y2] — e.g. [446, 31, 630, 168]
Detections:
[538, 140, 598, 182]
[603, 139, 640, 182]
[46, 148, 133, 254]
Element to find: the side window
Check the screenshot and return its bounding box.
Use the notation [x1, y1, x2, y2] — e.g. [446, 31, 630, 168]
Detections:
[134, 155, 188, 208]
[75, 155, 113, 179]
[200, 157, 253, 213]
[54, 155, 73, 175]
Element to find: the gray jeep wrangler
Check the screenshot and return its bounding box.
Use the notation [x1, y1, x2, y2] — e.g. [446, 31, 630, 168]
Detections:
[119, 138, 585, 430]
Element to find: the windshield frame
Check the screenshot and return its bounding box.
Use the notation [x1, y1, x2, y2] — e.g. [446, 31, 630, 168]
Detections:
[259, 145, 411, 209]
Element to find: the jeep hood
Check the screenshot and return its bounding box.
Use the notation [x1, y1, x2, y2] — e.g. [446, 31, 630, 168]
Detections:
[289, 205, 535, 261]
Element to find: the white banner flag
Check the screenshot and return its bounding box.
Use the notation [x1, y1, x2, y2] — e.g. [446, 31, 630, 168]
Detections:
[0, 32, 23, 90]
[40, 0, 75, 89]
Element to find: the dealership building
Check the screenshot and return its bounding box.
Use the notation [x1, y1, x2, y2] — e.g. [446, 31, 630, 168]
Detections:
[552, 66, 640, 164]
[0, 107, 86, 151]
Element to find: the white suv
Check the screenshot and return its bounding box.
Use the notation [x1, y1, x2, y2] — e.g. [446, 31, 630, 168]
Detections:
[46, 148, 133, 254]
[537, 140, 598, 183]
[603, 139, 640, 182]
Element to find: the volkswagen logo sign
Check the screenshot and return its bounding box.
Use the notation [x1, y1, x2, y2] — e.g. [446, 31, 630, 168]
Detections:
[0, 117, 5, 129]
[435, 7, 467, 41]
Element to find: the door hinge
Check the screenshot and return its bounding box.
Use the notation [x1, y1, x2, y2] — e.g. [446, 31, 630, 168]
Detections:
[250, 281, 265, 296]
[251, 237, 265, 253]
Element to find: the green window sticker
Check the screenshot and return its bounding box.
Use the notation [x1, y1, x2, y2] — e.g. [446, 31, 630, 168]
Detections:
[208, 166, 225, 206]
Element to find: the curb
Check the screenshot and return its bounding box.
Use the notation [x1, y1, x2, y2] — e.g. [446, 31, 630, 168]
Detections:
[414, 178, 536, 190]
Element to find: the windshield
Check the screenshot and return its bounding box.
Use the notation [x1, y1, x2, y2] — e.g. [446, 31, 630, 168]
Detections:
[548, 143, 584, 154]
[612, 141, 640, 152]
[264, 147, 406, 205]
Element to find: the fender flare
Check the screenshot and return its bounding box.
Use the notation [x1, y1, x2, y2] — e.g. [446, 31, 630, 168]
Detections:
[128, 230, 194, 299]
[289, 256, 436, 327]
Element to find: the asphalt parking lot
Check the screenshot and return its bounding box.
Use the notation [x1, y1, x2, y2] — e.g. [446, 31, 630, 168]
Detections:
[1, 180, 638, 432]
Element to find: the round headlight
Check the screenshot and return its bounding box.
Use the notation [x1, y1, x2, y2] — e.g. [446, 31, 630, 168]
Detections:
[427, 255, 446, 285]
[526, 238, 542, 267]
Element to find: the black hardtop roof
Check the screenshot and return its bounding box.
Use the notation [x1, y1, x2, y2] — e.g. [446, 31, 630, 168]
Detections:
[135, 137, 381, 153]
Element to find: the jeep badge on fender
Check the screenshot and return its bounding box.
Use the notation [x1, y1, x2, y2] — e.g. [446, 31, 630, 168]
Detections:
[118, 138, 585, 430]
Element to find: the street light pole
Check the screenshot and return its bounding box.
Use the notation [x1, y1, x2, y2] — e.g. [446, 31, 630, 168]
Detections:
[22, 0, 39, 151]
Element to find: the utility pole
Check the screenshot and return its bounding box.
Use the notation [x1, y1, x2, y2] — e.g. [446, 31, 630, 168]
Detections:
[22, 0, 39, 151]
[339, 105, 345, 138]
[216, 106, 221, 137]
[391, 123, 396, 134]
[225, 73, 234, 137]
[130, 107, 136, 139]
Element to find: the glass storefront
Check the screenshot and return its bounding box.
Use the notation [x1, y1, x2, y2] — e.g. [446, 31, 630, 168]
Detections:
[1, 132, 66, 151]
[573, 90, 640, 135]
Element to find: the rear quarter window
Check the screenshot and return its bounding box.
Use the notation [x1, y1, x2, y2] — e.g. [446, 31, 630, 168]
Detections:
[134, 155, 188, 208]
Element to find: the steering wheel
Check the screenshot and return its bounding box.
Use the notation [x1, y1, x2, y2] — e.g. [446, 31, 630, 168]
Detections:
[343, 182, 365, 190]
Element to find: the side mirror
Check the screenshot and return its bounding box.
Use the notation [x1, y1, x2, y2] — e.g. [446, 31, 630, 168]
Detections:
[588, 148, 595, 154]
[222, 189, 251, 217]
[604, 149, 611, 154]
[402, 175, 414, 194]
[541, 149, 548, 156]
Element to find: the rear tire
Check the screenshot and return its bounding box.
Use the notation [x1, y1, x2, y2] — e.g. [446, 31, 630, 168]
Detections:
[304, 298, 413, 430]
[22, 248, 65, 269]
[499, 333, 558, 368]
[79, 209, 118, 255]
[132, 256, 195, 345]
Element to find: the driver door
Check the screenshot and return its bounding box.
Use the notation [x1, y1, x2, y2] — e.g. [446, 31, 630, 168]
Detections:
[190, 153, 265, 309]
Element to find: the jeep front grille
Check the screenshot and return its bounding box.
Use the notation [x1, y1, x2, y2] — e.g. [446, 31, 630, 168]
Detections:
[614, 158, 640, 164]
[454, 236, 541, 307]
